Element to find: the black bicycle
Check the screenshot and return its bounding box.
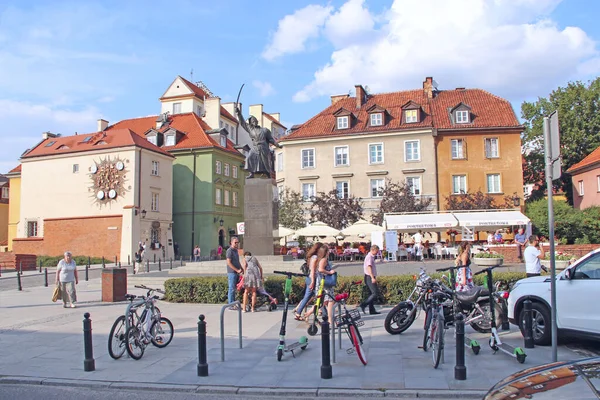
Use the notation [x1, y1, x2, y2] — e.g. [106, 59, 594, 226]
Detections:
[422, 290, 451, 368]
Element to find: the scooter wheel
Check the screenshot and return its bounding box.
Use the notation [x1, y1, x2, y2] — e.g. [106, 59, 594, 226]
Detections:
[269, 303, 277, 311]
[277, 348, 283, 361]
[307, 324, 318, 336]
[472, 345, 480, 355]
[301, 345, 307, 350]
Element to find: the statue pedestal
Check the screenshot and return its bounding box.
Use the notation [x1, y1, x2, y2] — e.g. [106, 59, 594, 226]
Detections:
[243, 178, 278, 256]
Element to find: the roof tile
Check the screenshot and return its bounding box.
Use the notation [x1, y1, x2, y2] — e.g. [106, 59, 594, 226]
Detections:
[567, 145, 600, 173]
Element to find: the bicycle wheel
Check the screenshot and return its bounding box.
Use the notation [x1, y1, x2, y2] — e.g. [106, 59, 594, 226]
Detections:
[348, 324, 367, 366]
[431, 314, 444, 369]
[125, 325, 145, 360]
[422, 308, 432, 352]
[108, 315, 127, 360]
[150, 317, 174, 348]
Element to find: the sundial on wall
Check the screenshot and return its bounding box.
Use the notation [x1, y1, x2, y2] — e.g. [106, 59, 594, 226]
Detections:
[89, 156, 129, 205]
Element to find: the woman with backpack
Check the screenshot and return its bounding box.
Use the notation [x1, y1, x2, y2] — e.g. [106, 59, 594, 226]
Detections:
[293, 242, 323, 321]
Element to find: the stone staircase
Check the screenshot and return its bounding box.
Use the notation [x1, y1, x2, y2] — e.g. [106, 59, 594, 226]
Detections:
[170, 256, 305, 275]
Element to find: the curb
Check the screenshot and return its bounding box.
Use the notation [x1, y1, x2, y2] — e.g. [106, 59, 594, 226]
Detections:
[0, 375, 487, 398]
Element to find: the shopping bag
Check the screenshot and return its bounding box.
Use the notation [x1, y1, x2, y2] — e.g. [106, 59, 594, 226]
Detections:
[236, 275, 245, 291]
[51, 283, 62, 302]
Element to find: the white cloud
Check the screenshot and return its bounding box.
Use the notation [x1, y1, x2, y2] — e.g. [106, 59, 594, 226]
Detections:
[289, 0, 600, 102]
[261, 4, 333, 61]
[252, 80, 276, 97]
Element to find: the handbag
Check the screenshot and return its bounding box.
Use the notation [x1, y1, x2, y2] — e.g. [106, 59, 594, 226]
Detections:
[323, 272, 338, 288]
[51, 283, 62, 302]
[236, 275, 245, 291]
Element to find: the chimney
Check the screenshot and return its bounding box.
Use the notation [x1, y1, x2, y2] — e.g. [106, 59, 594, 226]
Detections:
[269, 112, 280, 122]
[204, 97, 221, 130]
[97, 119, 109, 131]
[42, 131, 58, 139]
[423, 77, 434, 99]
[330, 94, 349, 105]
[249, 104, 264, 126]
[355, 85, 366, 109]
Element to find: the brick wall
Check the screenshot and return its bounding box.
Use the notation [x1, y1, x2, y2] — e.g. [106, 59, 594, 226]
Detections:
[12, 215, 123, 258]
[489, 244, 600, 263]
[0, 252, 37, 271]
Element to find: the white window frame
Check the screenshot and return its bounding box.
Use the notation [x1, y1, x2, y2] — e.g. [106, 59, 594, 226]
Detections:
[404, 140, 421, 162]
[405, 109, 418, 123]
[72, 164, 79, 173]
[579, 180, 584, 196]
[27, 220, 38, 237]
[597, 175, 600, 192]
[165, 134, 176, 147]
[173, 102, 182, 114]
[224, 163, 230, 177]
[302, 183, 316, 201]
[147, 136, 157, 146]
[368, 143, 384, 164]
[301, 148, 315, 169]
[455, 110, 469, 123]
[1, 187, 8, 199]
[196, 105, 203, 116]
[406, 176, 421, 196]
[336, 116, 349, 129]
[233, 166, 238, 179]
[370, 179, 385, 198]
[151, 161, 159, 176]
[233, 191, 238, 207]
[215, 188, 222, 205]
[451, 139, 465, 159]
[220, 135, 227, 147]
[277, 152, 283, 172]
[216, 160, 222, 174]
[336, 181, 350, 199]
[151, 192, 159, 212]
[452, 175, 467, 194]
[334, 146, 349, 167]
[485, 137, 500, 159]
[224, 189, 230, 206]
[487, 174, 502, 194]
[370, 113, 383, 126]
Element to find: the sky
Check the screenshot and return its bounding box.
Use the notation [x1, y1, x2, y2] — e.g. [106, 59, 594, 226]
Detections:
[1, 0, 599, 174]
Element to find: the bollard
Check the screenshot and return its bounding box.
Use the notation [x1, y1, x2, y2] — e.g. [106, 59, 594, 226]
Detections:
[170, 258, 173, 270]
[39, 259, 42, 273]
[146, 260, 150, 273]
[321, 315, 333, 379]
[523, 300, 535, 349]
[118, 262, 121, 268]
[85, 264, 89, 281]
[154, 254, 156, 263]
[88, 256, 91, 268]
[19, 261, 23, 275]
[115, 256, 118, 266]
[17, 269, 23, 291]
[158, 259, 161, 271]
[128, 255, 131, 266]
[180, 256, 183, 266]
[455, 313, 467, 380]
[197, 315, 209, 376]
[83, 313, 95, 371]
[0, 263, 2, 277]
[44, 268, 48, 287]
[102, 257, 105, 268]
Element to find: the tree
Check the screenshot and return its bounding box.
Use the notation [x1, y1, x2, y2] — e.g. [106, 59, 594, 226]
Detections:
[371, 179, 432, 226]
[310, 189, 363, 230]
[521, 78, 600, 204]
[444, 190, 519, 210]
[277, 188, 305, 230]
[525, 198, 586, 244]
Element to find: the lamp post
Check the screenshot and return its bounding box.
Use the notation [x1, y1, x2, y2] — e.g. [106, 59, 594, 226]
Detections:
[141, 209, 147, 219]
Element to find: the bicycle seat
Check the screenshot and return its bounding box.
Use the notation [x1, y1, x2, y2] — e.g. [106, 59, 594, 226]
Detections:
[334, 293, 348, 302]
[456, 287, 489, 304]
[125, 294, 137, 301]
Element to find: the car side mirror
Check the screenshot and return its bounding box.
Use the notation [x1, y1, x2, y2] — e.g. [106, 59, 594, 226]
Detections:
[564, 268, 573, 280]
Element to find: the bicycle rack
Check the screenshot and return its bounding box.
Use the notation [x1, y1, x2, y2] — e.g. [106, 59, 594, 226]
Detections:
[219, 301, 243, 362]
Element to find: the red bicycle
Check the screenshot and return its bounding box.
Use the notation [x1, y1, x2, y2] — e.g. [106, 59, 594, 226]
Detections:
[333, 281, 367, 365]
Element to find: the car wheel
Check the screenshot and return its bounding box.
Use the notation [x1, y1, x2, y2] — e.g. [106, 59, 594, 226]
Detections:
[519, 302, 551, 346]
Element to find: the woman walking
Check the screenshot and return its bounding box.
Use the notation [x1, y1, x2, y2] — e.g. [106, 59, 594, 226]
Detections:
[55, 251, 79, 308]
[317, 246, 336, 322]
[293, 242, 323, 320]
[241, 251, 264, 312]
[455, 242, 474, 292]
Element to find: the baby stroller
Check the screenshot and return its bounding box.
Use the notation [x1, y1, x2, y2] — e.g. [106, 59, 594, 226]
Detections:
[237, 276, 278, 312]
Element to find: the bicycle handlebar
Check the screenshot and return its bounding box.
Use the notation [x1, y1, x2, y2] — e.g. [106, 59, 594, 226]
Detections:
[273, 270, 308, 278]
[134, 284, 165, 295]
[473, 265, 499, 276]
[436, 266, 459, 272]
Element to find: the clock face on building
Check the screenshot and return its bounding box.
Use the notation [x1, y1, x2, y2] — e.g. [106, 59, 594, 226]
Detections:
[89, 156, 128, 206]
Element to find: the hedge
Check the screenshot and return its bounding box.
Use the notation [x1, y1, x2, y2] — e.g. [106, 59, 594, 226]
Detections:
[37, 255, 109, 268]
[164, 271, 529, 305]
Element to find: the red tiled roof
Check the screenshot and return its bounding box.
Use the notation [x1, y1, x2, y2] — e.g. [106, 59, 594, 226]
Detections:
[567, 145, 600, 173]
[263, 112, 286, 129]
[21, 129, 174, 159]
[175, 76, 238, 124]
[8, 164, 21, 173]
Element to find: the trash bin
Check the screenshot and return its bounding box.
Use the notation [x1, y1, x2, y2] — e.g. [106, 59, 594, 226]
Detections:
[102, 267, 127, 302]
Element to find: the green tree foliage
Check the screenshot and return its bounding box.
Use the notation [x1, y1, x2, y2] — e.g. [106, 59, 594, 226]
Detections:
[371, 179, 432, 226]
[310, 189, 363, 230]
[277, 188, 306, 230]
[444, 190, 518, 210]
[521, 78, 600, 204]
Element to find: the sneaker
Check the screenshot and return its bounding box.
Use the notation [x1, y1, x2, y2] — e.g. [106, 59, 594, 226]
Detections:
[228, 305, 239, 311]
[63, 304, 68, 308]
[70, 304, 76, 308]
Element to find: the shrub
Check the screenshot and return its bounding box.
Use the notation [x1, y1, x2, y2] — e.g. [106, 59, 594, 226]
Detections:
[473, 252, 504, 259]
[37, 255, 108, 268]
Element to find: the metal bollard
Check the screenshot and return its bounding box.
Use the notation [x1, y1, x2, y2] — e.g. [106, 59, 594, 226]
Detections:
[85, 265, 89, 281]
[146, 260, 150, 273]
[44, 268, 48, 287]
[88, 256, 91, 268]
[154, 254, 156, 263]
[158, 259, 161, 271]
[102, 257, 105, 268]
[180, 256, 183, 266]
[83, 313, 95, 371]
[115, 256, 118, 266]
[523, 300, 535, 349]
[455, 313, 467, 380]
[128, 255, 131, 266]
[39, 259, 42, 273]
[321, 315, 333, 379]
[17, 269, 23, 291]
[197, 315, 209, 376]
[19, 261, 23, 275]
[170, 258, 173, 270]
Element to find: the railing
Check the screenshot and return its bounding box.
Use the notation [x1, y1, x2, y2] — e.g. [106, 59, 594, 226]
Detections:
[219, 301, 243, 362]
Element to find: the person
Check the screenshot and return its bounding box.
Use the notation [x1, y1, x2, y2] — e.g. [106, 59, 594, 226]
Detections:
[412, 230, 423, 246]
[293, 242, 323, 320]
[316, 246, 336, 323]
[241, 252, 264, 313]
[55, 251, 78, 308]
[455, 242, 474, 292]
[226, 237, 243, 309]
[217, 245, 223, 258]
[193, 245, 201, 262]
[360, 245, 381, 315]
[514, 228, 527, 262]
[487, 231, 494, 245]
[494, 230, 503, 244]
[134, 251, 142, 274]
[524, 235, 546, 277]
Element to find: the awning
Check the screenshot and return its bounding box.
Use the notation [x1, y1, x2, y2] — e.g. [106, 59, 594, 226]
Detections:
[384, 213, 459, 231]
[452, 211, 530, 230]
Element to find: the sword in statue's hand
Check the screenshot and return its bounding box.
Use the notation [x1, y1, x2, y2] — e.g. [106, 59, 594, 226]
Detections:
[235, 83, 245, 144]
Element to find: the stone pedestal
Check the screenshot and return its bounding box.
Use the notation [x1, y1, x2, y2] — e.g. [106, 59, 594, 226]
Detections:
[102, 267, 127, 302]
[243, 178, 278, 255]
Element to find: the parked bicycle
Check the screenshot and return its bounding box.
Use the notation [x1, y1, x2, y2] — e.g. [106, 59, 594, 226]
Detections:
[422, 289, 452, 368]
[333, 280, 367, 365]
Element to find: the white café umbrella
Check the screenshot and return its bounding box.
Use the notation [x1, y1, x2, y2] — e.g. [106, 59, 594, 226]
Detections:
[273, 225, 295, 237]
[295, 221, 343, 238]
[341, 219, 385, 236]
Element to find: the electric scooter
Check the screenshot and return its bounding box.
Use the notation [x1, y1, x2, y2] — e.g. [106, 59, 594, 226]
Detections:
[474, 266, 527, 364]
[273, 270, 309, 361]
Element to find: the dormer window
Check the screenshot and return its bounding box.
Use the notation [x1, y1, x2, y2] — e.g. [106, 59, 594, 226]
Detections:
[405, 109, 418, 123]
[456, 110, 469, 123]
[337, 116, 349, 129]
[148, 136, 157, 146]
[370, 113, 383, 126]
[165, 134, 176, 147]
[220, 135, 227, 147]
[173, 102, 182, 114]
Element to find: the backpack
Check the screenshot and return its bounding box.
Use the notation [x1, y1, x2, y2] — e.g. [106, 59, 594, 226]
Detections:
[300, 262, 309, 275]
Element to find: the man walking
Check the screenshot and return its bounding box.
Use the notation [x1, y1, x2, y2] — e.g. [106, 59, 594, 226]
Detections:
[360, 245, 381, 315]
[514, 228, 527, 262]
[193, 245, 201, 262]
[226, 237, 243, 309]
[523, 235, 546, 277]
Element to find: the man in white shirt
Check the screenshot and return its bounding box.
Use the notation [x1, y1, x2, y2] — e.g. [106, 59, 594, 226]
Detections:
[412, 230, 423, 245]
[523, 235, 546, 277]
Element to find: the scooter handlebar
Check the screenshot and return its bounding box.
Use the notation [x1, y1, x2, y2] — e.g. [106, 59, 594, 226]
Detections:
[273, 270, 308, 277]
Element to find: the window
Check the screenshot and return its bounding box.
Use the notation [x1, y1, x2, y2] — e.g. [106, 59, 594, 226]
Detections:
[233, 166, 238, 179]
[579, 180, 584, 196]
[455, 110, 469, 123]
[302, 183, 315, 201]
[485, 138, 499, 158]
[196, 105, 203, 116]
[370, 179, 385, 198]
[27, 221, 38, 237]
[147, 136, 157, 146]
[233, 191, 238, 207]
[1, 187, 8, 199]
[151, 161, 159, 176]
[597, 176, 600, 192]
[165, 134, 176, 146]
[452, 175, 467, 194]
[370, 113, 383, 126]
[82, 136, 93, 143]
[451, 139, 465, 159]
[405, 109, 418, 123]
[406, 177, 421, 195]
[216, 160, 222, 174]
[72, 164, 79, 173]
[215, 188, 222, 204]
[334, 146, 349, 166]
[220, 135, 227, 147]
[224, 163, 230, 177]
[301, 149, 315, 168]
[487, 174, 501, 194]
[405, 140, 420, 161]
[173, 102, 182, 114]
[574, 252, 600, 280]
[369, 143, 383, 164]
[224, 189, 230, 206]
[150, 228, 159, 244]
[45, 141, 56, 147]
[337, 116, 349, 129]
[277, 152, 283, 172]
[336, 181, 349, 198]
[151, 193, 159, 212]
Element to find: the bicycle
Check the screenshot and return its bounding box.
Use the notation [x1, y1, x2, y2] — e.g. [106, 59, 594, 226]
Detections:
[333, 280, 367, 365]
[422, 289, 452, 368]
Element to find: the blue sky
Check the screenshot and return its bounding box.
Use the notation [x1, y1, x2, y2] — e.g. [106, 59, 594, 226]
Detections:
[1, 0, 599, 173]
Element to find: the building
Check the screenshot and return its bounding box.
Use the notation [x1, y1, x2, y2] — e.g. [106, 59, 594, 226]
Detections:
[567, 145, 600, 209]
[5, 164, 21, 252]
[11, 130, 175, 262]
[0, 174, 8, 251]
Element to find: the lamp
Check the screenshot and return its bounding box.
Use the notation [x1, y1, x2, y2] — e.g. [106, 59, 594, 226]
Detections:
[220, 218, 224, 227]
[213, 216, 224, 226]
[512, 195, 521, 207]
[141, 209, 147, 219]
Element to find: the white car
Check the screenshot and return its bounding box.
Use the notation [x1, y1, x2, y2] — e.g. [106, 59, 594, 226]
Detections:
[507, 247, 600, 345]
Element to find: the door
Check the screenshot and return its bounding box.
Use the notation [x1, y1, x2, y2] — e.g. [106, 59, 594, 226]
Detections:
[218, 229, 225, 249]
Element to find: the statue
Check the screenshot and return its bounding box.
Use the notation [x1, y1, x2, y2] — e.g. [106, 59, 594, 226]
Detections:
[235, 105, 282, 178]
